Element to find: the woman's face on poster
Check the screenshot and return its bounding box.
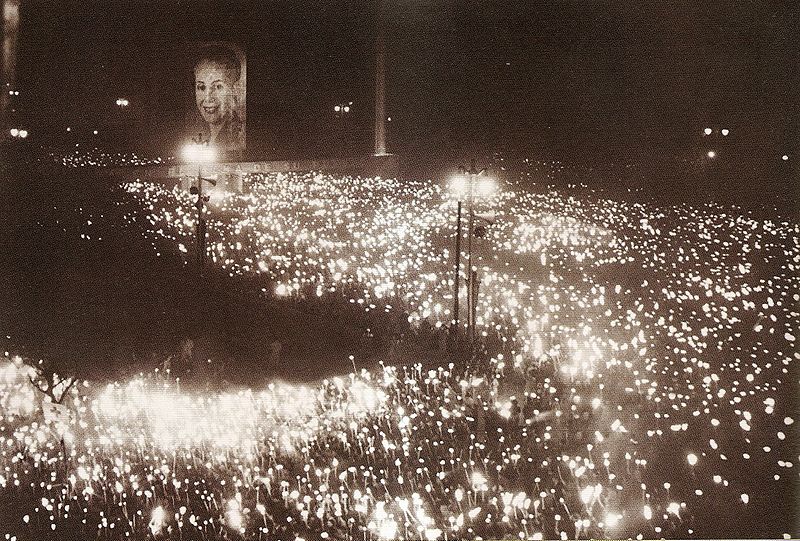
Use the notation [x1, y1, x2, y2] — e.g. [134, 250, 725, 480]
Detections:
[195, 59, 236, 126]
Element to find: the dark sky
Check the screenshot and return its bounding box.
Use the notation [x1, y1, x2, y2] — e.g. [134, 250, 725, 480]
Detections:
[10, 0, 798, 163]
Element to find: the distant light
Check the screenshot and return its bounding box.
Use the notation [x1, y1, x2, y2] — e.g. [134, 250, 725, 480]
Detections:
[605, 512, 621, 528]
[66, 127, 72, 132]
[707, 151, 716, 159]
[93, 130, 98, 135]
[9, 127, 29, 139]
[387, 116, 391, 122]
[720, 128, 729, 136]
[667, 502, 680, 515]
[687, 453, 698, 466]
[343, 106, 350, 113]
[334, 105, 341, 112]
[782, 155, 789, 161]
[703, 128, 713, 136]
[115, 98, 130, 107]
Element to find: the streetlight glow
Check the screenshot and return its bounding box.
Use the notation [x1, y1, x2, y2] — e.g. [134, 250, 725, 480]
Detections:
[477, 177, 497, 197]
[707, 151, 716, 159]
[9, 128, 18, 137]
[703, 128, 713, 136]
[449, 175, 468, 197]
[721, 128, 729, 136]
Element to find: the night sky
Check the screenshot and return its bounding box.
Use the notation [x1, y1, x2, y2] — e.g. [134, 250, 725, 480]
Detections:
[10, 0, 798, 165]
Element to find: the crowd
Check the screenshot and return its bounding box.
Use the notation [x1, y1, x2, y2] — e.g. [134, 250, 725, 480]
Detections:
[0, 351, 707, 541]
[45, 147, 173, 168]
[0, 165, 797, 539]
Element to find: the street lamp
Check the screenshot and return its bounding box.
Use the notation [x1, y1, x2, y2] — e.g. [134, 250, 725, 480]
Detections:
[334, 101, 353, 117]
[183, 136, 217, 268]
[448, 160, 497, 354]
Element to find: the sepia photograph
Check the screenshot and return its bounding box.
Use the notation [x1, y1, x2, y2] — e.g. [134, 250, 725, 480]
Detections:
[0, 1, 797, 539]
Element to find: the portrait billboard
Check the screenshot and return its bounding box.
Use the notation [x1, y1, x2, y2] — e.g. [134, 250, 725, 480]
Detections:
[186, 41, 246, 157]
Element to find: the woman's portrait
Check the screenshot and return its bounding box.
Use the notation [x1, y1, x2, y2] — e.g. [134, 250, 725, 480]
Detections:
[191, 44, 246, 154]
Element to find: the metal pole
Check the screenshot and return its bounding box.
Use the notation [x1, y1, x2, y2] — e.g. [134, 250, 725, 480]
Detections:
[196, 164, 206, 268]
[470, 269, 479, 347]
[452, 200, 462, 337]
[466, 171, 475, 346]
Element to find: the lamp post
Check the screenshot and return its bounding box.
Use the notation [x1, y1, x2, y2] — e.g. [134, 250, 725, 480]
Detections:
[449, 160, 497, 354]
[451, 199, 462, 349]
[183, 136, 217, 269]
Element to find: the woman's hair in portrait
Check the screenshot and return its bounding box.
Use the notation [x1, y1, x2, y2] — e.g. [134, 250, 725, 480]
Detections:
[194, 45, 241, 84]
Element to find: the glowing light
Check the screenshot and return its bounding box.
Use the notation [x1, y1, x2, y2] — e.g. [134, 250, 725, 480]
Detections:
[149, 506, 167, 535]
[183, 143, 216, 163]
[707, 151, 716, 159]
[703, 128, 713, 135]
[450, 174, 468, 197]
[667, 502, 680, 515]
[477, 177, 497, 197]
[378, 518, 398, 539]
